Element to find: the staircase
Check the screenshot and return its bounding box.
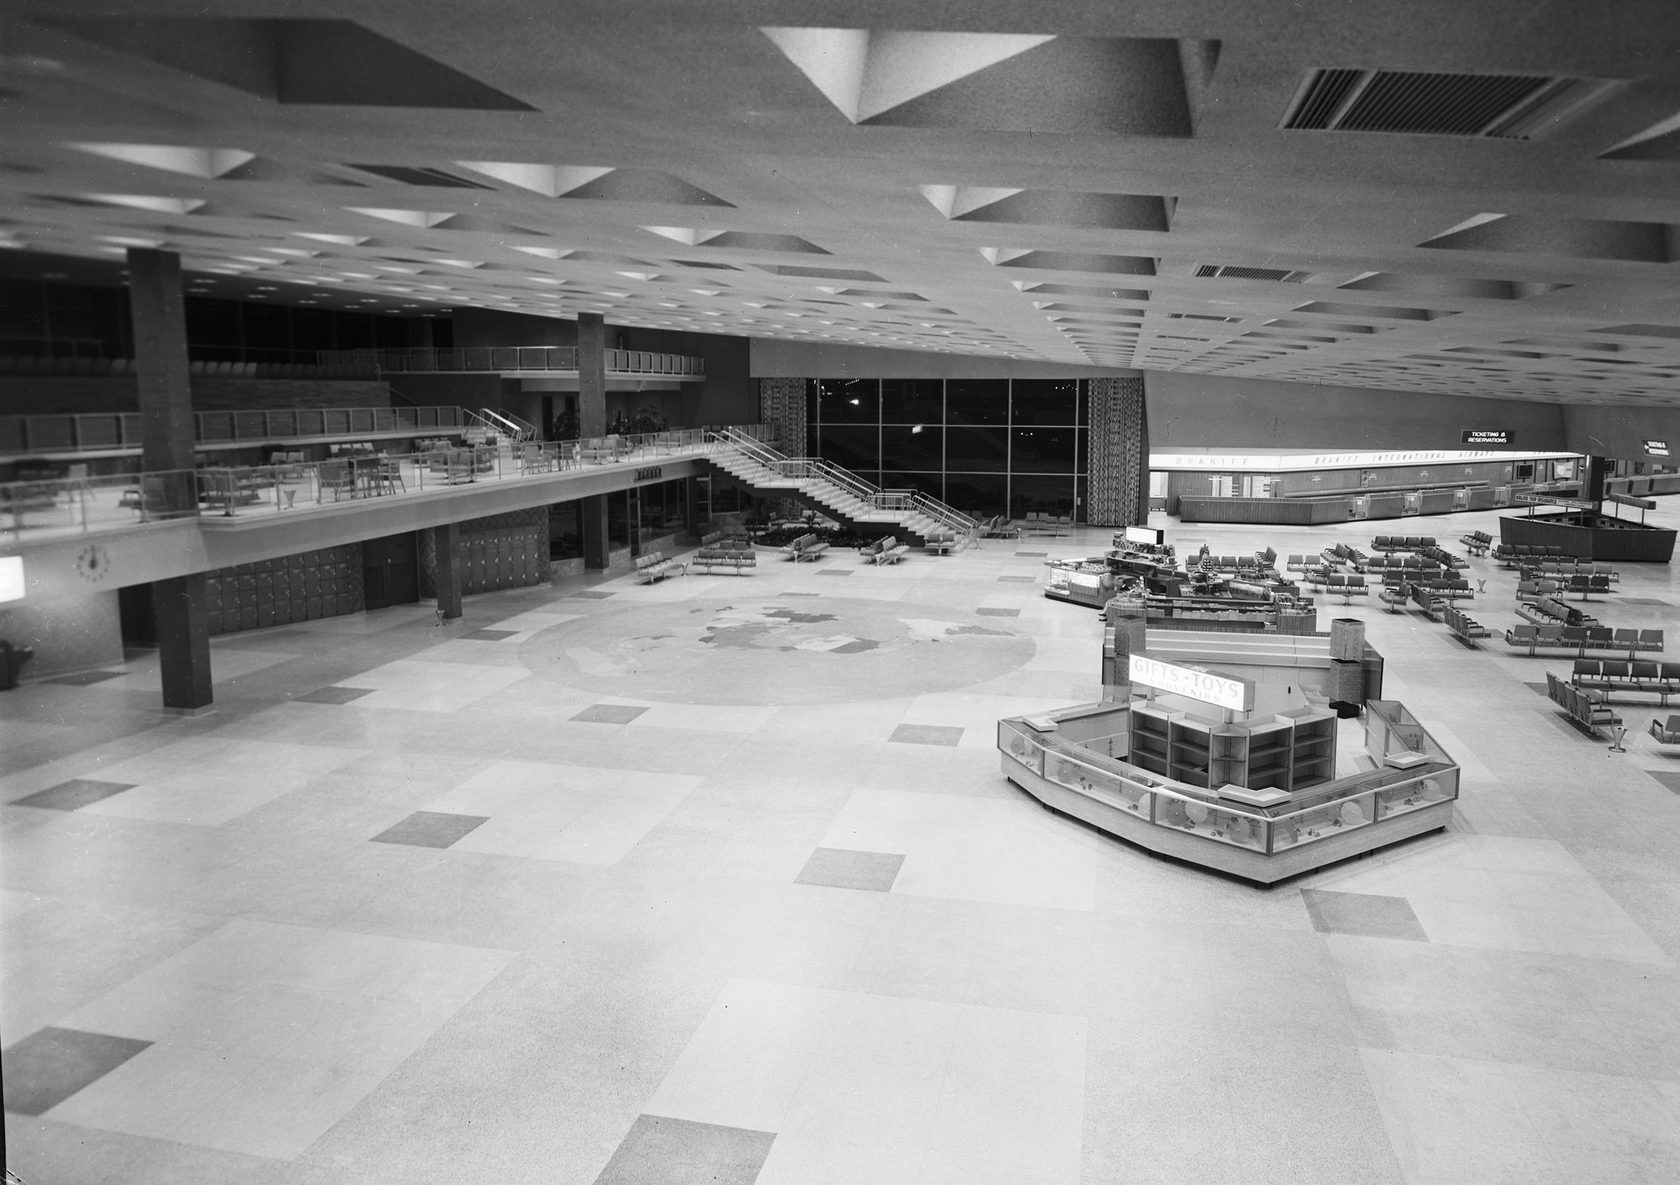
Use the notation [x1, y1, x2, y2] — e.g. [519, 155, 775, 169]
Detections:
[706, 428, 978, 547]
[463, 408, 538, 458]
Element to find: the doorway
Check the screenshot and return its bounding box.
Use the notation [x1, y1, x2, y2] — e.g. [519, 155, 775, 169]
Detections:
[362, 532, 420, 610]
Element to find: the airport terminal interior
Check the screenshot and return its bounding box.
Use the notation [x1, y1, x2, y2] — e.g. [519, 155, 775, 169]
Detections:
[4, 2, 1680, 1183]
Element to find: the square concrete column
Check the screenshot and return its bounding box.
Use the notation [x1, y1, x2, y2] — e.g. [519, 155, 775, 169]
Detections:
[129, 248, 213, 710]
[433, 522, 464, 619]
[578, 312, 607, 439]
[580, 493, 610, 570]
[153, 574, 213, 709]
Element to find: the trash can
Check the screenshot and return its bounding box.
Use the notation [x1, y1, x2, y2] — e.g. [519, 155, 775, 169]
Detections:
[0, 640, 35, 690]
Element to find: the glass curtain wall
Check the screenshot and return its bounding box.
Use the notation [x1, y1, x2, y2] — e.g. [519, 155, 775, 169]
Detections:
[811, 378, 1088, 521]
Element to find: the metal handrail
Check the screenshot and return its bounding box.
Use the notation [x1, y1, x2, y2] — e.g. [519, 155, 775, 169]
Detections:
[340, 346, 706, 378]
[468, 407, 537, 444]
[1, 405, 471, 456]
[711, 427, 978, 540]
[0, 425, 753, 541]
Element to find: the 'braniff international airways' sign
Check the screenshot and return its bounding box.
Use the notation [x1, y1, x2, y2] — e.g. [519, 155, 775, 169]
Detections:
[1128, 654, 1254, 713]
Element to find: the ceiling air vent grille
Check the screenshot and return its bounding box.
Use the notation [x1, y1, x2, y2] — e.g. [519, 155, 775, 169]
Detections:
[1283, 70, 1609, 139]
[1193, 264, 1311, 282]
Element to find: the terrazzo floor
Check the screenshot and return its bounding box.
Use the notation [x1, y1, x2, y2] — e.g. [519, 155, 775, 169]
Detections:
[4, 505, 1680, 1184]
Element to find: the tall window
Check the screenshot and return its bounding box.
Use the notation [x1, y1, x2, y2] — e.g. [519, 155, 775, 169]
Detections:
[809, 378, 1087, 521]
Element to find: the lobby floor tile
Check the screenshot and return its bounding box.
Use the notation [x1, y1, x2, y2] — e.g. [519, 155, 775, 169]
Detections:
[975, 607, 1021, 617]
[75, 737, 366, 827]
[1, 1027, 152, 1116]
[48, 919, 514, 1158]
[332, 659, 532, 712]
[1302, 888, 1429, 941]
[573, 703, 650, 724]
[44, 670, 126, 686]
[816, 569, 853, 577]
[645, 979, 1084, 1182]
[568, 590, 617, 599]
[1362, 1048, 1680, 1185]
[795, 847, 906, 892]
[1014, 551, 1049, 558]
[821, 788, 1098, 911]
[1647, 770, 1680, 793]
[10, 778, 136, 811]
[889, 724, 964, 747]
[424, 759, 702, 864]
[371, 810, 490, 849]
[594, 1114, 777, 1185]
[295, 685, 374, 704]
[462, 628, 519, 641]
[997, 575, 1039, 583]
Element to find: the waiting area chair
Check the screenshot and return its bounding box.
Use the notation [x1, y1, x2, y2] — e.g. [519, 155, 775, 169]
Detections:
[1652, 715, 1680, 745]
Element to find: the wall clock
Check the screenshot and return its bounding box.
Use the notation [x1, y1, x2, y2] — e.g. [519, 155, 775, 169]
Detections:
[75, 542, 111, 583]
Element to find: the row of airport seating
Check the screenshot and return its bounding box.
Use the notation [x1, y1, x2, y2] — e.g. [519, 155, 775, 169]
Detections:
[1303, 572, 1368, 602]
[859, 535, 910, 565]
[1442, 604, 1491, 642]
[1370, 535, 1437, 552]
[1505, 623, 1662, 656]
[1545, 671, 1620, 739]
[1570, 658, 1680, 704]
[1492, 543, 1569, 565]
[1366, 554, 1451, 575]
[1418, 545, 1468, 569]
[634, 551, 687, 583]
[1516, 595, 1599, 628]
[1519, 559, 1619, 581]
[690, 535, 756, 575]
[1195, 552, 1273, 574]
[1320, 542, 1370, 570]
[1459, 530, 1493, 556]
[780, 533, 830, 562]
[1516, 573, 1614, 600]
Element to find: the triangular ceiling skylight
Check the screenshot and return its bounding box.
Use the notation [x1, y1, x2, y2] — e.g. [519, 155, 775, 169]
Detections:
[343, 207, 456, 228]
[454, 163, 730, 205]
[64, 142, 256, 178]
[759, 28, 1053, 122]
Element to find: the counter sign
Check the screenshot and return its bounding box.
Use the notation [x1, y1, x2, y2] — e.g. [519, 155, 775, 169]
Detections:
[1128, 655, 1254, 712]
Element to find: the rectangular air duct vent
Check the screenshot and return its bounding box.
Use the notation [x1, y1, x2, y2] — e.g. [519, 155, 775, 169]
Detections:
[1283, 70, 1614, 139]
[1192, 264, 1312, 282]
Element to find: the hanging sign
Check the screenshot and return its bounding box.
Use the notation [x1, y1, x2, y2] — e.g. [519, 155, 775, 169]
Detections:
[1128, 654, 1254, 712]
[634, 466, 664, 482]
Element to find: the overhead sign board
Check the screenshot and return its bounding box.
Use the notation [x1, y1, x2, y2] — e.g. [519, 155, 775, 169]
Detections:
[1646, 440, 1670, 457]
[1128, 654, 1254, 713]
[1123, 525, 1164, 546]
[1462, 429, 1512, 446]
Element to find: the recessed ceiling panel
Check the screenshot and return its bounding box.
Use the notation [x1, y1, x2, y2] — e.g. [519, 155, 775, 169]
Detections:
[1421, 214, 1680, 262]
[763, 29, 1210, 135]
[984, 249, 1156, 275]
[43, 18, 535, 110]
[921, 186, 1171, 230]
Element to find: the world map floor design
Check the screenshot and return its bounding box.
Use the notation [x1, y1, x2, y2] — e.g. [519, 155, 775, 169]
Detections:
[517, 597, 1037, 705]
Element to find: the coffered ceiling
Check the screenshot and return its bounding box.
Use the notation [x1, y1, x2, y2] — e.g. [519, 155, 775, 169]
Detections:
[3, 0, 1680, 405]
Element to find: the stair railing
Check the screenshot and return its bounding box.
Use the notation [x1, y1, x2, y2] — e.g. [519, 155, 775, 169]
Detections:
[712, 428, 977, 539]
[475, 407, 537, 442]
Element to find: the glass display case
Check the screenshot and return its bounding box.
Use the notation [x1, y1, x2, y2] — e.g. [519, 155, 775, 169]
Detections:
[998, 698, 1458, 883]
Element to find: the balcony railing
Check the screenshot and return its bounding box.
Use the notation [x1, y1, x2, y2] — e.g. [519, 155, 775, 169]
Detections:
[0, 426, 758, 541]
[331, 346, 705, 378]
[0, 405, 470, 456]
